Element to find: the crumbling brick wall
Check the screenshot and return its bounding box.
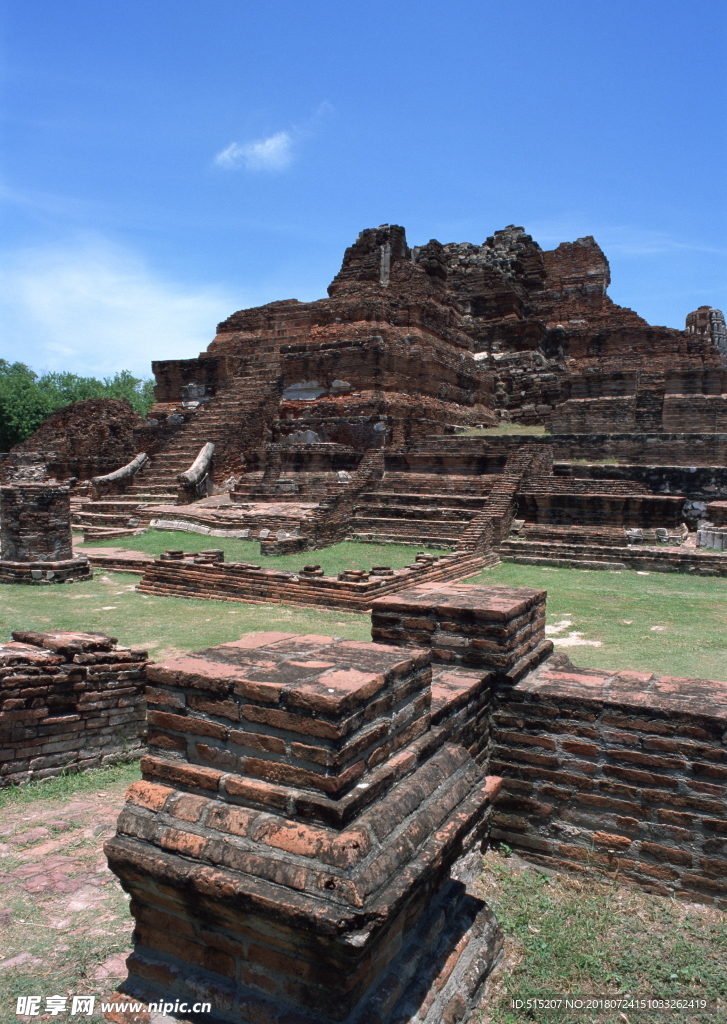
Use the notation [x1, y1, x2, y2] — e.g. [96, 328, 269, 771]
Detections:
[490, 660, 727, 909]
[0, 631, 148, 787]
[371, 584, 727, 909]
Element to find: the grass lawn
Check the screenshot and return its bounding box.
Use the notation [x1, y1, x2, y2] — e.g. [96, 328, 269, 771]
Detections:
[469, 562, 727, 681]
[0, 570, 372, 662]
[459, 424, 548, 436]
[1, 543, 724, 678]
[477, 850, 726, 1024]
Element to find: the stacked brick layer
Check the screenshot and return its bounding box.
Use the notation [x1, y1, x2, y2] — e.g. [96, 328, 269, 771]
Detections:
[0, 483, 92, 584]
[371, 583, 553, 681]
[490, 659, 727, 908]
[137, 549, 496, 612]
[106, 631, 504, 1024]
[0, 631, 147, 786]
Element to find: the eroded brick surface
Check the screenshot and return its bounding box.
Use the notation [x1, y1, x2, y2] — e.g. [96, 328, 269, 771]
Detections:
[106, 631, 504, 1024]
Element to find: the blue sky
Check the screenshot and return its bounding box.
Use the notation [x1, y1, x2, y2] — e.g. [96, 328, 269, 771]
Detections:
[1, 0, 725, 379]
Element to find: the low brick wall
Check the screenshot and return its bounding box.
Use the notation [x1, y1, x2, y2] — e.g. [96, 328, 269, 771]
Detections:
[370, 585, 727, 908]
[490, 660, 727, 907]
[0, 631, 148, 786]
[137, 548, 497, 611]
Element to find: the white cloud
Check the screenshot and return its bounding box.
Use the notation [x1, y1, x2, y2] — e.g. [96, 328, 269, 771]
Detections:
[215, 131, 294, 172]
[0, 238, 237, 379]
[214, 102, 334, 173]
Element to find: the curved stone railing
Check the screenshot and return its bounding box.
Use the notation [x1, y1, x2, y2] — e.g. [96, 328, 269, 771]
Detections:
[177, 442, 215, 504]
[90, 452, 148, 497]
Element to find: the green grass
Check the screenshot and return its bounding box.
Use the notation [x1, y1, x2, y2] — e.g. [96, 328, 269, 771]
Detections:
[79, 532, 445, 574]
[0, 761, 141, 811]
[0, 568, 372, 662]
[479, 851, 726, 1023]
[3, 542, 725, 679]
[469, 561, 727, 680]
[459, 424, 548, 436]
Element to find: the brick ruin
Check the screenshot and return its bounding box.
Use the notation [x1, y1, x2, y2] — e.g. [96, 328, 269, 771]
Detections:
[0, 481, 92, 584]
[3, 220, 722, 582]
[0, 630, 148, 787]
[0, 222, 724, 1021]
[98, 583, 725, 1024]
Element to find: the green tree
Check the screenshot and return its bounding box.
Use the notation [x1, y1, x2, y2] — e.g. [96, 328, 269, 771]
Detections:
[0, 361, 156, 450]
[0, 361, 52, 451]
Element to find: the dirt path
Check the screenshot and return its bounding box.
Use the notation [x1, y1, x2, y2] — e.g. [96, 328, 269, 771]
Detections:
[0, 781, 135, 1023]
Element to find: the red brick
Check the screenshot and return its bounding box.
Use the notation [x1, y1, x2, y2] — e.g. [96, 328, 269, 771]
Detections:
[125, 780, 174, 812]
[637, 862, 680, 882]
[147, 710, 228, 740]
[658, 809, 696, 827]
[604, 765, 679, 788]
[680, 872, 727, 894]
[233, 679, 285, 703]
[700, 857, 727, 878]
[609, 749, 687, 771]
[592, 831, 632, 850]
[144, 685, 185, 709]
[222, 774, 288, 810]
[199, 805, 255, 841]
[147, 731, 186, 752]
[168, 793, 209, 822]
[240, 704, 340, 739]
[642, 790, 724, 814]
[140, 755, 223, 791]
[491, 747, 559, 769]
[196, 742, 238, 769]
[497, 730, 556, 751]
[640, 841, 692, 866]
[159, 827, 207, 859]
[562, 740, 599, 757]
[187, 695, 240, 721]
[229, 728, 286, 754]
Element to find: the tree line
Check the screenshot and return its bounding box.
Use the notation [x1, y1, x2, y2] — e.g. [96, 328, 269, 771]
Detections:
[0, 360, 156, 451]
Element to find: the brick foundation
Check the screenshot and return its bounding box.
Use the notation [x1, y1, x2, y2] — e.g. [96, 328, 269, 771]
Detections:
[0, 631, 148, 786]
[0, 483, 92, 584]
[370, 584, 727, 909]
[105, 632, 504, 1024]
[490, 657, 727, 908]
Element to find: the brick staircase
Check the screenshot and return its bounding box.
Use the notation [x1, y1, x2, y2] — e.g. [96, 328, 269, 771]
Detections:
[73, 357, 282, 537]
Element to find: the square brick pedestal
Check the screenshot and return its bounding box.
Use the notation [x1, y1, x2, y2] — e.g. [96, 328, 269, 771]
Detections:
[371, 583, 553, 681]
[105, 632, 503, 1024]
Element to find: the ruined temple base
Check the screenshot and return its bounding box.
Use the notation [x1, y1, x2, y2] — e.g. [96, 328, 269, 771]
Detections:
[0, 556, 92, 584]
[104, 884, 502, 1024]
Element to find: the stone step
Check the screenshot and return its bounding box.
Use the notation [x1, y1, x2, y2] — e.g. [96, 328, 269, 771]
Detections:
[348, 531, 457, 549]
[360, 491, 488, 509]
[352, 505, 476, 523]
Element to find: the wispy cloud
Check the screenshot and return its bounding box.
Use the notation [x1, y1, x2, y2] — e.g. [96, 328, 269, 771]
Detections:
[0, 238, 237, 379]
[215, 131, 293, 171]
[215, 102, 333, 173]
[527, 219, 727, 257]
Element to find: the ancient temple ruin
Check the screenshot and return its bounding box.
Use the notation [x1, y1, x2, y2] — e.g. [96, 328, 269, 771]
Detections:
[4, 221, 725, 584]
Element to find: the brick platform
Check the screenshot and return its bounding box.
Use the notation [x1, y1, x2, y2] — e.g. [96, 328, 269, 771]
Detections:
[371, 583, 553, 681]
[0, 483, 92, 584]
[105, 632, 503, 1024]
[1, 631, 147, 786]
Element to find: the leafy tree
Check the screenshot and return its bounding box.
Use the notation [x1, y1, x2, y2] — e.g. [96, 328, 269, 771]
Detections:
[0, 361, 156, 450]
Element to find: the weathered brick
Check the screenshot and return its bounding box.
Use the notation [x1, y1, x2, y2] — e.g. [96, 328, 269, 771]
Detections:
[640, 842, 693, 866]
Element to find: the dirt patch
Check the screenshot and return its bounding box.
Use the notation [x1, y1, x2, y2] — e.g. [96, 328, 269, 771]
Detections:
[0, 782, 135, 1022]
